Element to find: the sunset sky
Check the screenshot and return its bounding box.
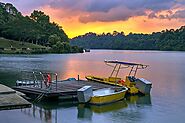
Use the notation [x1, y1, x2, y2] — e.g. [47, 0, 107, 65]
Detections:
[2, 0, 185, 38]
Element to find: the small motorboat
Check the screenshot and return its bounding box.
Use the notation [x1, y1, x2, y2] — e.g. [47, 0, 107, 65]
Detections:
[86, 60, 152, 95]
[89, 87, 128, 105]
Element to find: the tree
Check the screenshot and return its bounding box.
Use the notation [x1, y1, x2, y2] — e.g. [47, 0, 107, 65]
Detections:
[0, 2, 83, 53]
[48, 34, 61, 46]
[30, 10, 49, 24]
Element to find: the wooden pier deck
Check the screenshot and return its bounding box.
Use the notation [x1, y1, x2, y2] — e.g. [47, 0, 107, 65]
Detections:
[13, 80, 118, 99]
[0, 84, 31, 110]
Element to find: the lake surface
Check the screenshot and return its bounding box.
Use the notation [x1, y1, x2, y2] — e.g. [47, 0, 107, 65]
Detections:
[0, 50, 185, 123]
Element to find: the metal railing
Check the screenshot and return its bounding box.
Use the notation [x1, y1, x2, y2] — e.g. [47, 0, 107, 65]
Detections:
[16, 71, 58, 91]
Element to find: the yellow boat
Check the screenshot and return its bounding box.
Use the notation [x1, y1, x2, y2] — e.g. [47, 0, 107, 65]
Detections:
[86, 60, 152, 94]
[90, 87, 128, 105]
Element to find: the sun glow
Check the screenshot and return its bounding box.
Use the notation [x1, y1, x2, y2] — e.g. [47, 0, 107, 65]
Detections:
[38, 4, 185, 38]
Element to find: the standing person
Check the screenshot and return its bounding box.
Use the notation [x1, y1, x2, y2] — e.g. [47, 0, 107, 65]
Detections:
[46, 74, 52, 89]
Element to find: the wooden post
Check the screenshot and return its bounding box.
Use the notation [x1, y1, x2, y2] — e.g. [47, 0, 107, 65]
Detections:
[78, 75, 80, 81]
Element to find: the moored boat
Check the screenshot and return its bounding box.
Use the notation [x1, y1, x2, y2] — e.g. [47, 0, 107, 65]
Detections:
[86, 60, 152, 95]
[90, 87, 128, 105]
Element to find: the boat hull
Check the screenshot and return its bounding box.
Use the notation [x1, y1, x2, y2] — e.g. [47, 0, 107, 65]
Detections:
[90, 88, 127, 105]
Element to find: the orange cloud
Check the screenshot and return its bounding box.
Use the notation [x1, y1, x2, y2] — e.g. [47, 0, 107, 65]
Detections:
[2, 0, 185, 38]
[40, 5, 185, 38]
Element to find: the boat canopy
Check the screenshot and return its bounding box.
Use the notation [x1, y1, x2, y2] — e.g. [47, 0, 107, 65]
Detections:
[104, 60, 148, 67]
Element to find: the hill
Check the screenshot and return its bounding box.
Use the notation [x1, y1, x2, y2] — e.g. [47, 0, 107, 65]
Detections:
[0, 37, 46, 48]
[0, 2, 83, 54]
[0, 37, 49, 54]
[70, 26, 185, 51]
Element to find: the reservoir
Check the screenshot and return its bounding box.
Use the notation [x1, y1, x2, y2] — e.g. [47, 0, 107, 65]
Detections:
[0, 50, 185, 123]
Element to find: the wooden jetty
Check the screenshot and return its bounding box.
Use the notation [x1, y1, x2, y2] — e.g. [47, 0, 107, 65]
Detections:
[13, 80, 118, 99]
[0, 84, 31, 110]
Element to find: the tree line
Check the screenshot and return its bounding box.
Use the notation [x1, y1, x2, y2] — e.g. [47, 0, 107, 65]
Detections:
[70, 26, 185, 51]
[0, 2, 83, 53]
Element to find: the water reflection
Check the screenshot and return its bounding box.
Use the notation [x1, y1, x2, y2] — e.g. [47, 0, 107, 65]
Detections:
[20, 100, 78, 123]
[19, 95, 151, 123]
[77, 104, 93, 120]
[77, 99, 128, 121]
[126, 95, 151, 105]
[21, 105, 53, 123]
[1, 50, 185, 123]
[110, 95, 152, 123]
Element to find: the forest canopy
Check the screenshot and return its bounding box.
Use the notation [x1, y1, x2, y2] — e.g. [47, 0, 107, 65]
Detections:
[70, 27, 185, 51]
[0, 2, 83, 53]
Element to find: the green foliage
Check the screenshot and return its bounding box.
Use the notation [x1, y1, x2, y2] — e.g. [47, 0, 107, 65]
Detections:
[70, 32, 159, 50]
[0, 2, 82, 54]
[0, 37, 46, 48]
[48, 34, 61, 46]
[30, 10, 49, 24]
[156, 27, 185, 51]
[70, 26, 185, 51]
[51, 42, 83, 53]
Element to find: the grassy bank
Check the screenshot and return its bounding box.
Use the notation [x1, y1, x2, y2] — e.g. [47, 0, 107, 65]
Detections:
[0, 37, 48, 54]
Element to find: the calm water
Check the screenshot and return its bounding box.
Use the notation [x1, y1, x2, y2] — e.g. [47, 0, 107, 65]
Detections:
[0, 50, 185, 123]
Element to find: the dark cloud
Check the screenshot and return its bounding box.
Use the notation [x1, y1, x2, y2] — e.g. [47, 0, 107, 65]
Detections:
[144, 0, 175, 11]
[172, 9, 185, 19]
[77, 0, 180, 23]
[148, 12, 157, 19]
[79, 7, 146, 23]
[49, 0, 83, 10]
[1, 0, 185, 23]
[147, 9, 185, 20]
[86, 0, 121, 12]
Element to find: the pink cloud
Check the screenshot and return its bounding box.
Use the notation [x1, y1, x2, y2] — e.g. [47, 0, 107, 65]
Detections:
[1, 0, 185, 23]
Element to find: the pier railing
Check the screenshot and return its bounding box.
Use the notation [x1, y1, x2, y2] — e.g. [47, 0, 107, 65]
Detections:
[16, 71, 58, 91]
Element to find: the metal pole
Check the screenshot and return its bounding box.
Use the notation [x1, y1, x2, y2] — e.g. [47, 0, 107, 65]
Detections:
[129, 66, 134, 76]
[134, 65, 138, 77]
[55, 73, 58, 91]
[33, 72, 35, 87]
[40, 72, 43, 88]
[50, 73, 52, 90]
[115, 64, 121, 78]
[110, 64, 118, 77]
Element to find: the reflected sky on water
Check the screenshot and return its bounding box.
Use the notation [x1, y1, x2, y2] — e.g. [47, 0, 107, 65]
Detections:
[0, 50, 185, 123]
